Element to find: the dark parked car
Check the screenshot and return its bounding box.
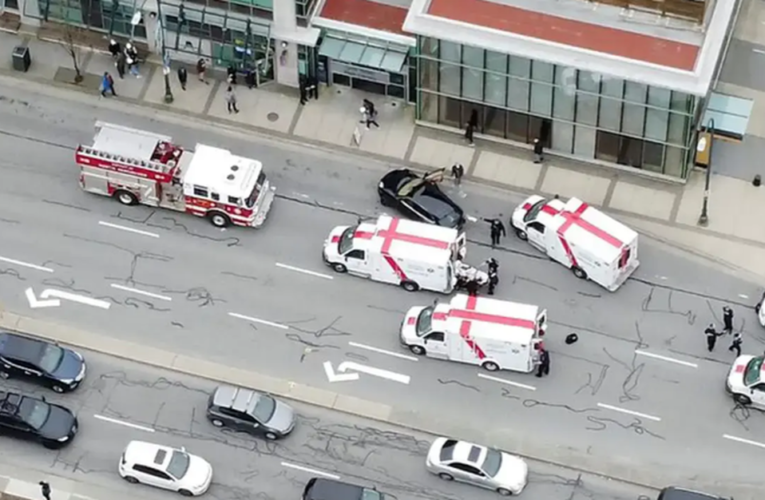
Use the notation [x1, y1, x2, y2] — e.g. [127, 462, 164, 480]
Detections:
[303, 478, 386, 500]
[657, 488, 726, 500]
[0, 390, 78, 449]
[206, 385, 295, 440]
[0, 332, 86, 393]
[377, 168, 465, 229]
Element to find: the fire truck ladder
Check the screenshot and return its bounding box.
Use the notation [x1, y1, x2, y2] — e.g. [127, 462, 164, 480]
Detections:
[78, 146, 178, 176]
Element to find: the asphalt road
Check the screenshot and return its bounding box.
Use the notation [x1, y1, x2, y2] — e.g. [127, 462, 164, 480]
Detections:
[0, 82, 764, 490]
[0, 349, 658, 500]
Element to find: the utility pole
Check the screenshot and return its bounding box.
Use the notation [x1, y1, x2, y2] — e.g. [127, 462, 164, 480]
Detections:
[697, 118, 715, 226]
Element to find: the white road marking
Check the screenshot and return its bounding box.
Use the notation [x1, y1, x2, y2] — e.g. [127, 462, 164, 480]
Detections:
[337, 361, 411, 384]
[0, 256, 54, 273]
[228, 312, 289, 330]
[635, 350, 698, 368]
[93, 414, 155, 433]
[753, 49, 765, 55]
[466, 215, 477, 222]
[348, 342, 418, 361]
[723, 434, 765, 449]
[99, 221, 160, 238]
[477, 373, 537, 391]
[110, 284, 173, 301]
[281, 462, 340, 480]
[275, 263, 334, 280]
[324, 361, 360, 382]
[739, 294, 749, 299]
[597, 403, 661, 422]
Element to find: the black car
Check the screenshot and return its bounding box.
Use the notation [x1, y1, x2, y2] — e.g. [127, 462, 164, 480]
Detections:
[303, 478, 386, 500]
[378, 168, 465, 229]
[206, 385, 296, 440]
[657, 488, 726, 500]
[0, 332, 86, 393]
[0, 390, 78, 449]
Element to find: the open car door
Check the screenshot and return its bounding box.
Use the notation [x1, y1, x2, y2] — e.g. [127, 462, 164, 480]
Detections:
[422, 168, 446, 184]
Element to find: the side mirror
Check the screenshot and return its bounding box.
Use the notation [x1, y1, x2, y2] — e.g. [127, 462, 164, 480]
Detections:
[181, 446, 187, 452]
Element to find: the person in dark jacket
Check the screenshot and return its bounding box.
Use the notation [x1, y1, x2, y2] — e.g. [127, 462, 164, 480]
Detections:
[483, 217, 506, 247]
[486, 257, 499, 274]
[451, 163, 464, 186]
[108, 39, 121, 58]
[116, 52, 126, 79]
[705, 323, 720, 352]
[722, 306, 734, 335]
[729, 331, 743, 357]
[465, 109, 478, 146]
[177, 66, 188, 91]
[536, 348, 550, 377]
[487, 269, 499, 295]
[533, 138, 544, 163]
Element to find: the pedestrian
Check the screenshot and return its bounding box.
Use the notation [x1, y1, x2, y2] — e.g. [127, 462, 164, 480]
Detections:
[536, 348, 550, 377]
[227, 64, 237, 85]
[465, 109, 478, 146]
[196, 58, 208, 84]
[108, 39, 121, 58]
[309, 77, 319, 99]
[729, 332, 743, 357]
[100, 72, 116, 97]
[484, 217, 506, 247]
[533, 138, 544, 163]
[39, 481, 51, 500]
[486, 257, 499, 274]
[365, 109, 379, 129]
[245, 68, 256, 89]
[487, 269, 499, 295]
[125, 43, 140, 78]
[225, 86, 239, 114]
[299, 77, 308, 105]
[705, 323, 720, 352]
[177, 66, 187, 91]
[116, 51, 126, 79]
[465, 278, 479, 296]
[722, 306, 734, 335]
[451, 163, 464, 186]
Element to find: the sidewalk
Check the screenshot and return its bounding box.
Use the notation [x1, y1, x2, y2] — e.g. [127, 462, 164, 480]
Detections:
[0, 463, 134, 500]
[1, 28, 765, 281]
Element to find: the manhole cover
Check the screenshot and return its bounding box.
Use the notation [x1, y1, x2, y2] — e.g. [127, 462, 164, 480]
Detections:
[267, 112, 279, 122]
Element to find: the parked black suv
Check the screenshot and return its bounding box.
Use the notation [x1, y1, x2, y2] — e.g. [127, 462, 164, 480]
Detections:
[206, 385, 296, 440]
[0, 390, 78, 448]
[303, 478, 385, 500]
[658, 488, 727, 500]
[0, 332, 86, 393]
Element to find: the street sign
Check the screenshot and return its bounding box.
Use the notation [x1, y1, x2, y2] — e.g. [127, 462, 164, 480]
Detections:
[25, 288, 111, 310]
[323, 361, 410, 384]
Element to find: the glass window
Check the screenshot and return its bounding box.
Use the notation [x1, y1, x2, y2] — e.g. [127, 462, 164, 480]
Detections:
[647, 86, 671, 109]
[462, 45, 484, 69]
[462, 66, 483, 101]
[508, 56, 530, 78]
[507, 77, 529, 111]
[622, 103, 646, 136]
[643, 141, 664, 173]
[338, 42, 364, 64]
[624, 82, 647, 104]
[599, 96, 622, 131]
[359, 47, 385, 67]
[532, 61, 554, 83]
[552, 122, 574, 154]
[645, 108, 669, 142]
[595, 131, 620, 163]
[664, 146, 687, 177]
[440, 41, 461, 63]
[530, 83, 553, 116]
[484, 107, 505, 137]
[601, 78, 624, 99]
[485, 72, 506, 107]
[462, 102, 484, 132]
[553, 88, 575, 121]
[485, 51, 507, 73]
[438, 95, 462, 128]
[670, 91, 691, 113]
[573, 126, 596, 158]
[506, 111, 529, 143]
[419, 58, 439, 92]
[420, 37, 438, 57]
[529, 117, 551, 147]
[439, 62, 461, 96]
[668, 112, 690, 145]
[578, 70, 601, 93]
[621, 137, 644, 167]
[575, 93, 598, 126]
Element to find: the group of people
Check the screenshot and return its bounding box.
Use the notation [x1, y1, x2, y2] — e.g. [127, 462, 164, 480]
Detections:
[107, 39, 141, 79]
[705, 306, 743, 355]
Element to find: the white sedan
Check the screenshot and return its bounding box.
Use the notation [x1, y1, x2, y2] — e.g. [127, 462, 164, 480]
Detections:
[118, 441, 213, 496]
[726, 355, 765, 409]
[425, 437, 528, 496]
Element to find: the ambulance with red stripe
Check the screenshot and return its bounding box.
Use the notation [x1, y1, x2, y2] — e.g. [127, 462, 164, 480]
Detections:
[322, 215, 478, 293]
[400, 294, 547, 372]
[511, 196, 639, 291]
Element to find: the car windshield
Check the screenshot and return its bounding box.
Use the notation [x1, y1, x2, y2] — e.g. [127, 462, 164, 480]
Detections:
[253, 395, 276, 422]
[38, 344, 64, 373]
[416, 307, 434, 336]
[523, 200, 547, 223]
[166, 450, 191, 479]
[19, 399, 51, 430]
[744, 357, 764, 386]
[481, 449, 503, 477]
[245, 172, 267, 208]
[362, 489, 382, 500]
[337, 226, 357, 254]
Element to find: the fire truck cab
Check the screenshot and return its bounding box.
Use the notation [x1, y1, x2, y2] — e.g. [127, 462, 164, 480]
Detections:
[77, 121, 275, 228]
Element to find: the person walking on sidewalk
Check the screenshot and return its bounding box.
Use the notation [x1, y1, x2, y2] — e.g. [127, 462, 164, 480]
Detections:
[196, 58, 208, 84]
[533, 138, 544, 164]
[116, 52, 126, 79]
[465, 109, 478, 146]
[108, 39, 121, 59]
[225, 86, 239, 114]
[451, 163, 464, 186]
[729, 331, 743, 357]
[125, 43, 140, 78]
[722, 306, 734, 335]
[177, 66, 188, 91]
[100, 72, 116, 97]
[39, 481, 51, 500]
[299, 77, 308, 105]
[705, 323, 721, 352]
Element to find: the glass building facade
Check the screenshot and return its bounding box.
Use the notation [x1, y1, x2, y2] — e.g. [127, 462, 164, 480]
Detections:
[416, 36, 698, 178]
[28, 0, 148, 39]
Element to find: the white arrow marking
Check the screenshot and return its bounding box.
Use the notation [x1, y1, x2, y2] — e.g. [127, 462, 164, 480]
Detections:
[39, 289, 111, 310]
[337, 361, 410, 384]
[323, 361, 359, 382]
[467, 215, 477, 222]
[25, 288, 61, 308]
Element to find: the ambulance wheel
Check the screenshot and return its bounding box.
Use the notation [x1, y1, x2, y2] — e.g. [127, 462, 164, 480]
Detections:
[734, 394, 752, 406]
[409, 345, 426, 356]
[572, 266, 588, 280]
[331, 263, 347, 273]
[482, 361, 500, 372]
[514, 228, 528, 241]
[209, 212, 231, 228]
[401, 280, 419, 292]
[114, 190, 138, 206]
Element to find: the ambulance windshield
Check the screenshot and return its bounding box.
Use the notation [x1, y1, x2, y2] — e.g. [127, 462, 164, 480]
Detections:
[744, 357, 764, 386]
[338, 226, 357, 254]
[416, 307, 434, 336]
[524, 199, 547, 222]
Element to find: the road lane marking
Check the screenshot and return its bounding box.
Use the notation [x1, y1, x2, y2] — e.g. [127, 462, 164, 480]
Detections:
[753, 49, 765, 55]
[738, 294, 749, 299]
[723, 434, 765, 449]
[478, 373, 536, 391]
[228, 312, 289, 330]
[99, 221, 160, 238]
[110, 284, 173, 301]
[597, 403, 661, 422]
[635, 350, 698, 368]
[0, 256, 54, 273]
[467, 215, 478, 222]
[281, 462, 340, 480]
[349, 341, 418, 361]
[93, 414, 155, 433]
[275, 263, 333, 280]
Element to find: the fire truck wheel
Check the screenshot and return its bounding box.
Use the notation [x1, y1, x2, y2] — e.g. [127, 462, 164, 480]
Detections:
[401, 280, 420, 292]
[481, 361, 500, 372]
[209, 212, 231, 228]
[514, 228, 528, 241]
[572, 266, 588, 280]
[114, 190, 138, 206]
[409, 345, 426, 356]
[331, 263, 348, 273]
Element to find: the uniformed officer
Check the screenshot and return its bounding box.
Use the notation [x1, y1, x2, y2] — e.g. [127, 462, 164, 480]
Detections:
[536, 348, 550, 377]
[705, 323, 720, 352]
[487, 269, 499, 295]
[729, 332, 743, 357]
[722, 306, 734, 335]
[483, 217, 506, 247]
[486, 257, 499, 274]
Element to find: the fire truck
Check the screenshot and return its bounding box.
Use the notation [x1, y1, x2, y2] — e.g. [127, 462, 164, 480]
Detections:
[76, 122, 276, 228]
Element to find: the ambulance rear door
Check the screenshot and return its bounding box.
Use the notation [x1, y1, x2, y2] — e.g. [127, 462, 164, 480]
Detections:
[536, 309, 548, 337]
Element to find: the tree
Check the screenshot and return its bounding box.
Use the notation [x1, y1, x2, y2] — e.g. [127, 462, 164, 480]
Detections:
[61, 24, 84, 83]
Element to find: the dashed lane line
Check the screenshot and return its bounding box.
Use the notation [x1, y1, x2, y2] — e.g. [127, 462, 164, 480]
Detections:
[99, 221, 160, 238]
[228, 312, 290, 330]
[597, 403, 661, 422]
[275, 262, 333, 280]
[281, 462, 340, 480]
[110, 284, 173, 301]
[723, 434, 765, 449]
[477, 373, 536, 391]
[349, 341, 418, 361]
[0, 256, 54, 273]
[93, 414, 155, 433]
[635, 350, 698, 368]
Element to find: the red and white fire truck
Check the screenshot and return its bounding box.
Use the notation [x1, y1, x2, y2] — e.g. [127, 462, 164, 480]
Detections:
[76, 122, 276, 228]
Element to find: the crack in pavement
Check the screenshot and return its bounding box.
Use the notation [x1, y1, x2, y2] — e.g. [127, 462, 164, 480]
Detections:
[641, 287, 697, 326]
[585, 415, 664, 440]
[436, 378, 480, 392]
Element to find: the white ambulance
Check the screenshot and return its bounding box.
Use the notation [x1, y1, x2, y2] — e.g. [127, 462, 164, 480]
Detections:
[322, 215, 484, 293]
[511, 195, 639, 291]
[399, 294, 547, 372]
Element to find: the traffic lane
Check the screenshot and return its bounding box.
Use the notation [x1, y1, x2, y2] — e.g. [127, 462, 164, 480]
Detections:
[0, 346, 659, 500]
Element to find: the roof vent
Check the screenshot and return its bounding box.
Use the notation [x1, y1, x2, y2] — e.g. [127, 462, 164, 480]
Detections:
[230, 165, 239, 172]
[226, 174, 235, 181]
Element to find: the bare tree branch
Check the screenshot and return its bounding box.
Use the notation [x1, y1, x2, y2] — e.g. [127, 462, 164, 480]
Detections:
[61, 25, 84, 83]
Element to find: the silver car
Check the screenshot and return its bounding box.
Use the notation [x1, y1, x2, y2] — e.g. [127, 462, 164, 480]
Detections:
[425, 437, 528, 496]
